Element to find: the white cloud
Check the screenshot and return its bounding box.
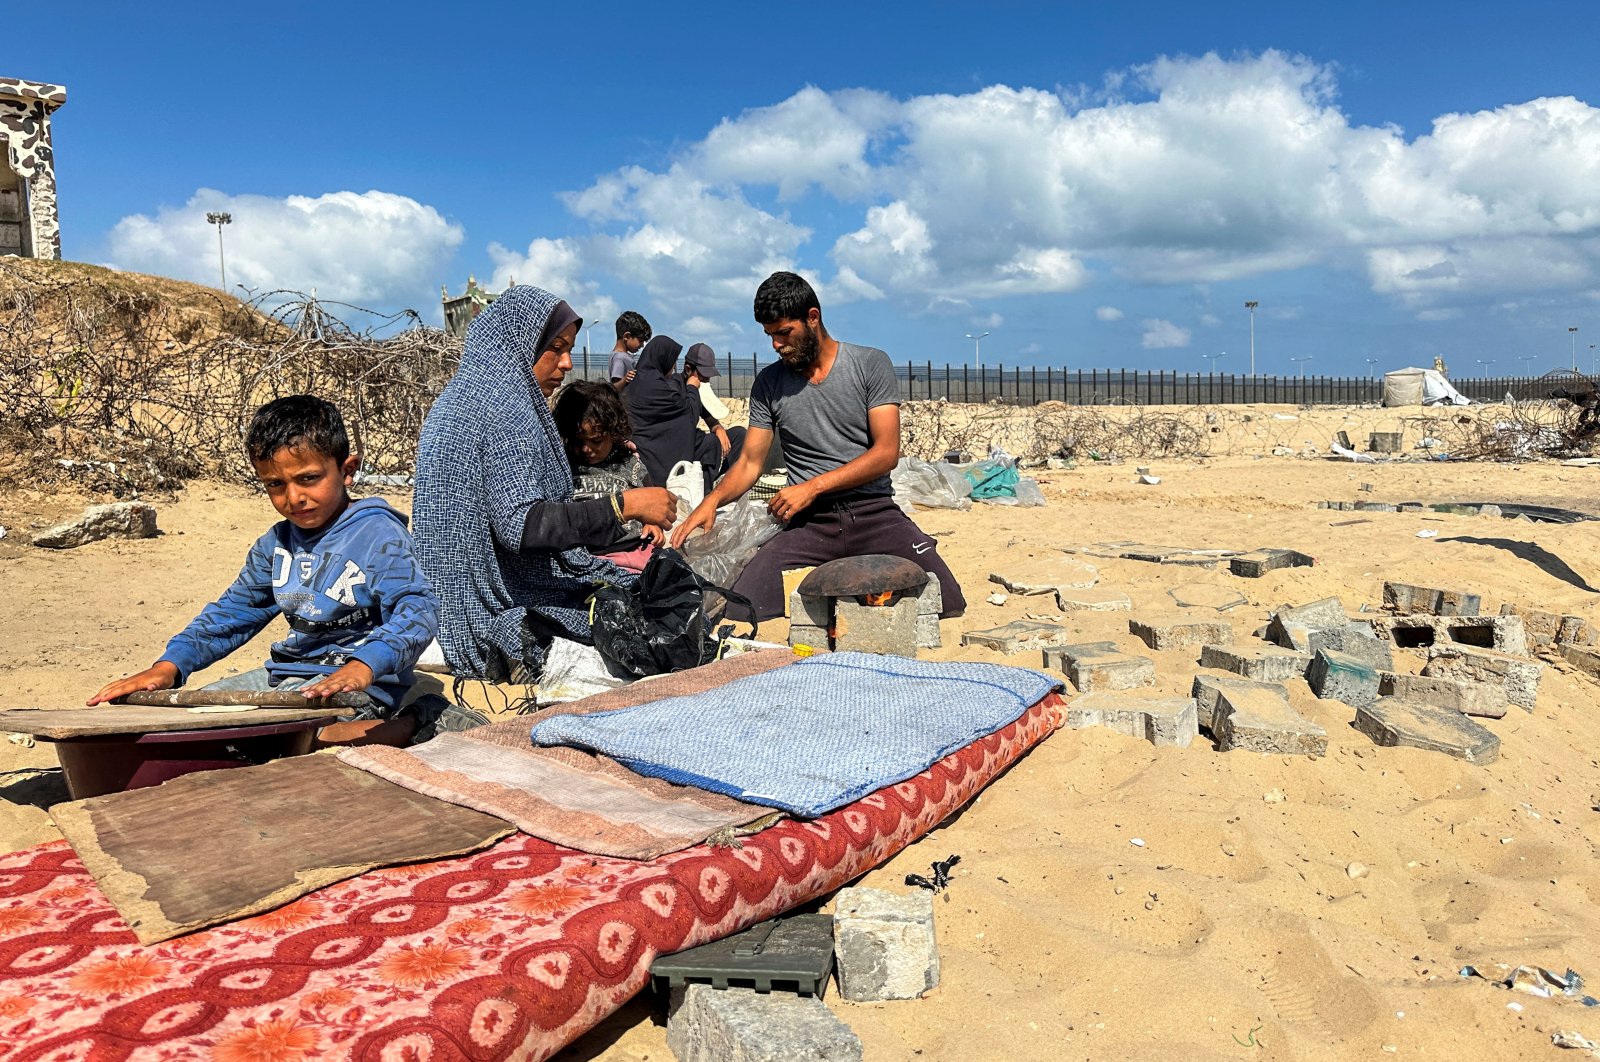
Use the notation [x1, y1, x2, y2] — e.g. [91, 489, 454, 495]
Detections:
[1200, 313, 1222, 326]
[1141, 318, 1192, 349]
[1096, 305, 1124, 321]
[487, 237, 618, 329]
[106, 189, 462, 310]
[501, 50, 1600, 326]
[973, 312, 1004, 328]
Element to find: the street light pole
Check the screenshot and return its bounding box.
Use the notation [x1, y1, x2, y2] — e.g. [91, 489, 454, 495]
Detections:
[584, 318, 598, 357]
[1203, 351, 1228, 371]
[205, 211, 232, 291]
[1290, 355, 1312, 377]
[1570, 326, 1579, 371]
[1244, 301, 1259, 375]
[965, 331, 990, 371]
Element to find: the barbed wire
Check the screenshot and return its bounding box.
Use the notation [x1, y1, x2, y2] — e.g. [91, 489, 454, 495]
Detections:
[2, 263, 1596, 497]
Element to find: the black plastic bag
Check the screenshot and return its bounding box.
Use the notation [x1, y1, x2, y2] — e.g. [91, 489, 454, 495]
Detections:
[590, 548, 752, 678]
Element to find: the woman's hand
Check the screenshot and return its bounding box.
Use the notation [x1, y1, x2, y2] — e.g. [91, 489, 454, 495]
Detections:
[621, 487, 678, 528]
[87, 661, 180, 705]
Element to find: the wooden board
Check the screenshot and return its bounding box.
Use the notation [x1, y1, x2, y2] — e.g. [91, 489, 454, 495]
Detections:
[0, 706, 340, 740]
[51, 754, 513, 944]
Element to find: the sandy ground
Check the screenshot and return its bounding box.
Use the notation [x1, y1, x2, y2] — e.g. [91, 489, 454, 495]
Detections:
[4, 404, 1600, 1060]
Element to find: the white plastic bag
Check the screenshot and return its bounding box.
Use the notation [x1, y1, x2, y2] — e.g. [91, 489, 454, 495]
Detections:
[891, 457, 974, 513]
[679, 498, 783, 587]
[665, 459, 706, 534]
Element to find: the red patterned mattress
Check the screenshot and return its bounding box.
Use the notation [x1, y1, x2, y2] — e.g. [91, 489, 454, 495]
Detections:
[0, 695, 1061, 1061]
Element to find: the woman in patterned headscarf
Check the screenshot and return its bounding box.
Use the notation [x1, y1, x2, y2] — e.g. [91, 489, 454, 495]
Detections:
[412, 286, 676, 681]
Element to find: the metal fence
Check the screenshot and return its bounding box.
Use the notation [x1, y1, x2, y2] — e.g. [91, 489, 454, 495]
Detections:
[569, 349, 1535, 407]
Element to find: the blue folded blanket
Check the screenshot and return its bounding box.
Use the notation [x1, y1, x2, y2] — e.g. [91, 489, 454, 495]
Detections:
[528, 653, 1059, 817]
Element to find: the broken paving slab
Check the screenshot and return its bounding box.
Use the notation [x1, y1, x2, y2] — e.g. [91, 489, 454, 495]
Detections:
[1353, 699, 1500, 765]
[1198, 643, 1312, 682]
[1273, 597, 1347, 632]
[1128, 615, 1233, 651]
[1267, 618, 1344, 656]
[1339, 625, 1395, 671]
[32, 502, 158, 549]
[1191, 672, 1290, 732]
[987, 554, 1099, 596]
[1372, 614, 1529, 657]
[1230, 548, 1314, 578]
[1378, 672, 1508, 719]
[1066, 542, 1244, 568]
[1042, 642, 1154, 693]
[1381, 581, 1482, 617]
[1307, 649, 1381, 708]
[1066, 692, 1197, 748]
[961, 620, 1076, 653]
[1053, 587, 1132, 612]
[1500, 604, 1595, 649]
[1562, 645, 1600, 682]
[1211, 683, 1327, 757]
[1422, 645, 1543, 711]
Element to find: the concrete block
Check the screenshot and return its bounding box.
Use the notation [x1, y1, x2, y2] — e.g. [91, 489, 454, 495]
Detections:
[790, 591, 832, 628]
[1353, 700, 1500, 765]
[667, 984, 863, 1062]
[1212, 684, 1327, 757]
[915, 613, 941, 650]
[1053, 587, 1133, 612]
[1368, 431, 1403, 453]
[832, 888, 938, 1002]
[987, 555, 1099, 596]
[1378, 672, 1508, 719]
[962, 620, 1075, 653]
[1198, 643, 1311, 682]
[1043, 642, 1153, 692]
[1128, 615, 1233, 651]
[1500, 604, 1594, 648]
[1563, 644, 1600, 680]
[1353, 501, 1400, 512]
[1422, 645, 1543, 710]
[1307, 649, 1381, 708]
[1266, 618, 1340, 654]
[1041, 641, 1121, 667]
[1375, 615, 1529, 657]
[1275, 597, 1347, 632]
[788, 624, 829, 651]
[1066, 692, 1198, 748]
[1339, 626, 1395, 671]
[913, 578, 943, 616]
[1191, 672, 1289, 732]
[32, 502, 158, 550]
[1382, 581, 1481, 616]
[1230, 548, 1314, 578]
[833, 597, 918, 656]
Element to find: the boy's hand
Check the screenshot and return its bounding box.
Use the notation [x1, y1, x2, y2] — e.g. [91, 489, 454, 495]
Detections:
[641, 523, 667, 547]
[299, 661, 374, 700]
[88, 661, 180, 706]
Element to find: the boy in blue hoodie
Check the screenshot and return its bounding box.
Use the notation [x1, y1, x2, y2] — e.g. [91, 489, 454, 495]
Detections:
[88, 395, 441, 746]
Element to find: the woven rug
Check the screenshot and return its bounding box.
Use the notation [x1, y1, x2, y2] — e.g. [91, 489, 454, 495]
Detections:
[0, 694, 1063, 1062]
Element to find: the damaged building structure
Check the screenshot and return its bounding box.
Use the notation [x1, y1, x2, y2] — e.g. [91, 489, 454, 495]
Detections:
[0, 77, 66, 260]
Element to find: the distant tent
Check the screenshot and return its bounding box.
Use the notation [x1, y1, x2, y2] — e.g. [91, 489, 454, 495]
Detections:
[1382, 367, 1470, 407]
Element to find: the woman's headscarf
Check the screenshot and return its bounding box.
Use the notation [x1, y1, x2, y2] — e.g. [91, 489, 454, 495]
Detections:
[625, 334, 698, 486]
[413, 285, 624, 681]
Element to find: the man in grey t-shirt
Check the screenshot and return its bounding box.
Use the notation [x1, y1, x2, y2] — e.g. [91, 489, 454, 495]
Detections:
[673, 272, 965, 623]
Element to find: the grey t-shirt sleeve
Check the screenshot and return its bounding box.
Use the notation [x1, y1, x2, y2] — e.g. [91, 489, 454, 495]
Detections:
[608, 351, 634, 380]
[749, 370, 776, 431]
[859, 347, 900, 408]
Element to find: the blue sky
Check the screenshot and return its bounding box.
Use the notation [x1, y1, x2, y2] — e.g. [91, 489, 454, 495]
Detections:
[14, 1, 1600, 376]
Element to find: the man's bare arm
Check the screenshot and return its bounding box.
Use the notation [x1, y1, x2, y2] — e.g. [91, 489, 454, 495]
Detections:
[765, 404, 901, 523]
[670, 427, 773, 547]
